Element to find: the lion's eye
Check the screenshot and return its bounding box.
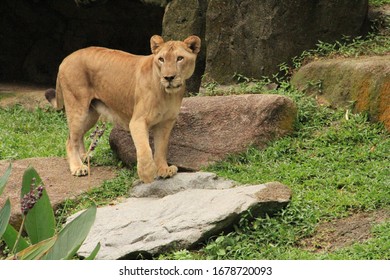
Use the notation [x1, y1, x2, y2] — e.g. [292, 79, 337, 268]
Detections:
[158, 57, 164, 63]
[177, 56, 184, 62]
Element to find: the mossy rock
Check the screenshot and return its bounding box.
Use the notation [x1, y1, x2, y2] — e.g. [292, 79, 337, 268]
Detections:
[291, 55, 390, 131]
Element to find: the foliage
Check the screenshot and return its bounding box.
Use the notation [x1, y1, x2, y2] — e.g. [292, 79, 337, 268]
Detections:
[369, 0, 390, 6]
[291, 33, 390, 70]
[0, 165, 99, 259]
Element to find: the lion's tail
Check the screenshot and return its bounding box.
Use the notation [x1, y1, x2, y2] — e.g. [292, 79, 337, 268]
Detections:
[44, 80, 64, 110]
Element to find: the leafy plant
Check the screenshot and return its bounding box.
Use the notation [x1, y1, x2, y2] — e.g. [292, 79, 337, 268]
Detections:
[0, 164, 99, 260]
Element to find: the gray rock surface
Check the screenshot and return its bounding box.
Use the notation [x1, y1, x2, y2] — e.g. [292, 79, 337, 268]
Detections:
[162, 0, 368, 85]
[130, 172, 236, 198]
[73, 172, 291, 260]
[109, 94, 297, 171]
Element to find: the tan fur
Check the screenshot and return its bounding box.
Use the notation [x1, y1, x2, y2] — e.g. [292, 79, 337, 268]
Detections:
[47, 35, 201, 183]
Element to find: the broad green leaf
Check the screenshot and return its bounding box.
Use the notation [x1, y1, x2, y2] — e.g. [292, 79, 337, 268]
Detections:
[21, 166, 56, 244]
[0, 163, 12, 196]
[84, 242, 101, 260]
[0, 199, 11, 238]
[10, 235, 57, 260]
[2, 224, 29, 253]
[44, 204, 97, 260]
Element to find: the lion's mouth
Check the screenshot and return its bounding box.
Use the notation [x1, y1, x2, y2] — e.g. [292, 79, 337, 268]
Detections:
[161, 78, 183, 91]
[167, 83, 182, 89]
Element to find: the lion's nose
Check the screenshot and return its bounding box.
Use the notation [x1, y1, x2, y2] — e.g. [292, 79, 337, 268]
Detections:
[164, 75, 175, 82]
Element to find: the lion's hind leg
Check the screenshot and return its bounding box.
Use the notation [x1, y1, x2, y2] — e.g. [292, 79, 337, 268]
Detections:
[65, 101, 100, 176]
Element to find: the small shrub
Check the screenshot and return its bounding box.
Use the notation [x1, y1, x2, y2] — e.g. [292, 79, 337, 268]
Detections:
[0, 164, 99, 260]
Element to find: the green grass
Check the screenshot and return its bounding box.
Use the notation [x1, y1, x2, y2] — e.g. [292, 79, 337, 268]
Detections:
[201, 99, 389, 260]
[0, 106, 68, 160]
[0, 105, 115, 164]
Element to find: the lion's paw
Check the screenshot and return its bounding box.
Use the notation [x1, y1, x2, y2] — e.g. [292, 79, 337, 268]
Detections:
[158, 165, 178, 179]
[72, 165, 89, 177]
[137, 160, 157, 183]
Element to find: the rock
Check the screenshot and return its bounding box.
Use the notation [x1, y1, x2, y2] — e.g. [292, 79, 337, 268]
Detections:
[162, 0, 368, 84]
[130, 172, 236, 198]
[291, 55, 390, 131]
[0, 157, 117, 228]
[109, 94, 297, 170]
[72, 172, 291, 259]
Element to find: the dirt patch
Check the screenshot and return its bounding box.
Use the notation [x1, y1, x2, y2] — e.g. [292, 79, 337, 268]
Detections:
[299, 209, 390, 253]
[0, 157, 118, 228]
[0, 82, 49, 109]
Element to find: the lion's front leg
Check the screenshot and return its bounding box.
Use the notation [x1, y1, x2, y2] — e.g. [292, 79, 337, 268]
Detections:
[153, 119, 178, 179]
[130, 118, 157, 183]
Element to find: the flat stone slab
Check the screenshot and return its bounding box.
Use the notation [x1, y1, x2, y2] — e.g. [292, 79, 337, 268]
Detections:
[0, 157, 117, 227]
[72, 172, 292, 260]
[130, 172, 236, 198]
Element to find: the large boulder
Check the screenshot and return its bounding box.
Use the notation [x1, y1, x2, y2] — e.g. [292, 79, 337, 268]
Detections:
[291, 55, 390, 131]
[109, 94, 297, 170]
[162, 0, 368, 85]
[72, 172, 292, 259]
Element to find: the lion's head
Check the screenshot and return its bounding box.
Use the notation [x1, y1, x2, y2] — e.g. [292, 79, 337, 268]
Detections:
[151, 35, 201, 94]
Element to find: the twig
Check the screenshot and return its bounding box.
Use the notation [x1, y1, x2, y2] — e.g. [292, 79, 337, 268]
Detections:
[83, 122, 106, 179]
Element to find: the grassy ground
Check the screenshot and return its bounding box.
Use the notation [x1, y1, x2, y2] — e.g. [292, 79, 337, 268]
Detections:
[1, 80, 389, 261]
[0, 106, 115, 165]
[1, 2, 389, 260]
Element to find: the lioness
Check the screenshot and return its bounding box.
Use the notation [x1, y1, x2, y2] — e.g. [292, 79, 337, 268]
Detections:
[45, 35, 201, 183]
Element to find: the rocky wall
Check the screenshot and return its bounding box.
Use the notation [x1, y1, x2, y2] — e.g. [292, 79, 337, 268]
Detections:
[162, 0, 369, 86]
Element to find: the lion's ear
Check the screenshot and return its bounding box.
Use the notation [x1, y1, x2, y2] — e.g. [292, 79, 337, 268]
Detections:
[184, 35, 201, 54]
[150, 35, 164, 54]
